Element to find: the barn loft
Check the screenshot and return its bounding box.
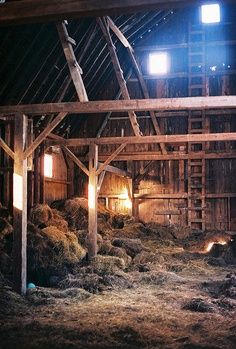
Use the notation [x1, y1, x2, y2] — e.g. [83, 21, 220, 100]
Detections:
[0, 1, 236, 348]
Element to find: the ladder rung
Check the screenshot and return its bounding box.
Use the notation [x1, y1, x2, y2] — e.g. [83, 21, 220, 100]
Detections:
[189, 63, 205, 67]
[190, 162, 203, 166]
[190, 30, 204, 34]
[189, 129, 204, 133]
[190, 184, 203, 189]
[190, 173, 202, 177]
[189, 118, 204, 122]
[189, 219, 203, 223]
[189, 84, 205, 89]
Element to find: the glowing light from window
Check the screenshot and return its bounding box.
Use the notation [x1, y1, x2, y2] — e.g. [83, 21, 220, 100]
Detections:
[44, 154, 53, 178]
[119, 189, 132, 210]
[201, 4, 220, 24]
[205, 240, 227, 252]
[13, 173, 23, 210]
[148, 52, 170, 75]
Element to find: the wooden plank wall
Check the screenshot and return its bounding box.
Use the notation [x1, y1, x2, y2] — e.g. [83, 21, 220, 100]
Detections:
[45, 150, 68, 204]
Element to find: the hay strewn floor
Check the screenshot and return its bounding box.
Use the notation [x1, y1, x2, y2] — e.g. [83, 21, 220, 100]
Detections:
[0, 250, 235, 349]
[0, 199, 235, 349]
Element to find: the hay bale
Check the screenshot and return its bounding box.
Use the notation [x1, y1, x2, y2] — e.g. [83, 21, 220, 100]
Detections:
[133, 251, 163, 265]
[59, 273, 104, 293]
[27, 223, 86, 285]
[108, 246, 132, 266]
[140, 270, 185, 286]
[27, 286, 91, 305]
[90, 255, 126, 275]
[0, 288, 28, 315]
[47, 209, 68, 233]
[99, 240, 113, 255]
[112, 238, 147, 258]
[29, 204, 53, 227]
[113, 223, 146, 239]
[97, 218, 113, 236]
[183, 298, 216, 313]
[111, 215, 124, 229]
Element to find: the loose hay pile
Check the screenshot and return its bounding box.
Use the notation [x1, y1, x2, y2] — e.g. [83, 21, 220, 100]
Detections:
[0, 198, 236, 349]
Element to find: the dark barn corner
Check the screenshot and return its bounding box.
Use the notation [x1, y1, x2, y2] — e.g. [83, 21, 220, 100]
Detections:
[0, 1, 236, 348]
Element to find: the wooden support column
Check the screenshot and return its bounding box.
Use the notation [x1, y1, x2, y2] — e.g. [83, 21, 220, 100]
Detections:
[34, 146, 40, 204]
[127, 161, 139, 220]
[13, 114, 28, 295]
[39, 145, 45, 204]
[87, 144, 98, 260]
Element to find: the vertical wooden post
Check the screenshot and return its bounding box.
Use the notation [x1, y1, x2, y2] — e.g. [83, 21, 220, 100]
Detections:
[39, 144, 45, 204]
[88, 144, 98, 260]
[67, 160, 74, 198]
[13, 114, 28, 295]
[3, 122, 11, 207]
[27, 119, 33, 211]
[127, 161, 139, 220]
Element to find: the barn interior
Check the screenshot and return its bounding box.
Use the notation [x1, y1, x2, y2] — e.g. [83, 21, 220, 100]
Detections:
[0, 1, 236, 348]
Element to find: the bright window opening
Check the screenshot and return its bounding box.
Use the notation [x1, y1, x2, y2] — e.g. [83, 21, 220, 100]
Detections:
[148, 52, 169, 75]
[201, 4, 220, 24]
[44, 154, 53, 178]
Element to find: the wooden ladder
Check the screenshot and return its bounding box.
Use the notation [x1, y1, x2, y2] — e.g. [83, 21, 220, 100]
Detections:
[187, 24, 208, 231]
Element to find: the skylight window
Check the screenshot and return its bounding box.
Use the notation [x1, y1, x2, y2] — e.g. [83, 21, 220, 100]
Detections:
[148, 52, 170, 75]
[44, 154, 53, 178]
[201, 4, 221, 24]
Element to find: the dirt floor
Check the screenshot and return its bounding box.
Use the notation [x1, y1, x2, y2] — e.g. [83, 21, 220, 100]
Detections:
[0, 199, 236, 349]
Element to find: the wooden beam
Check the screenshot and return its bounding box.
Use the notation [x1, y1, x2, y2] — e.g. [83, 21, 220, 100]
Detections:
[24, 112, 68, 158]
[39, 145, 45, 204]
[57, 21, 88, 102]
[100, 163, 131, 178]
[107, 16, 133, 51]
[97, 171, 106, 195]
[88, 144, 98, 260]
[105, 15, 166, 154]
[96, 151, 236, 161]
[48, 132, 236, 147]
[134, 160, 155, 182]
[98, 17, 142, 136]
[0, 136, 15, 160]
[62, 146, 89, 176]
[1, 96, 236, 115]
[96, 143, 127, 175]
[0, 0, 210, 26]
[12, 114, 28, 295]
[127, 45, 167, 154]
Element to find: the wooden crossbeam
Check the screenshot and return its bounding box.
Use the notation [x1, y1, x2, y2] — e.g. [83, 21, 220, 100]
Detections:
[62, 146, 89, 176]
[134, 161, 155, 182]
[48, 132, 236, 147]
[1, 96, 236, 115]
[96, 143, 127, 176]
[0, 0, 209, 26]
[96, 151, 236, 161]
[101, 163, 131, 178]
[98, 17, 142, 136]
[97, 171, 106, 195]
[0, 136, 15, 160]
[24, 112, 68, 159]
[57, 21, 88, 102]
